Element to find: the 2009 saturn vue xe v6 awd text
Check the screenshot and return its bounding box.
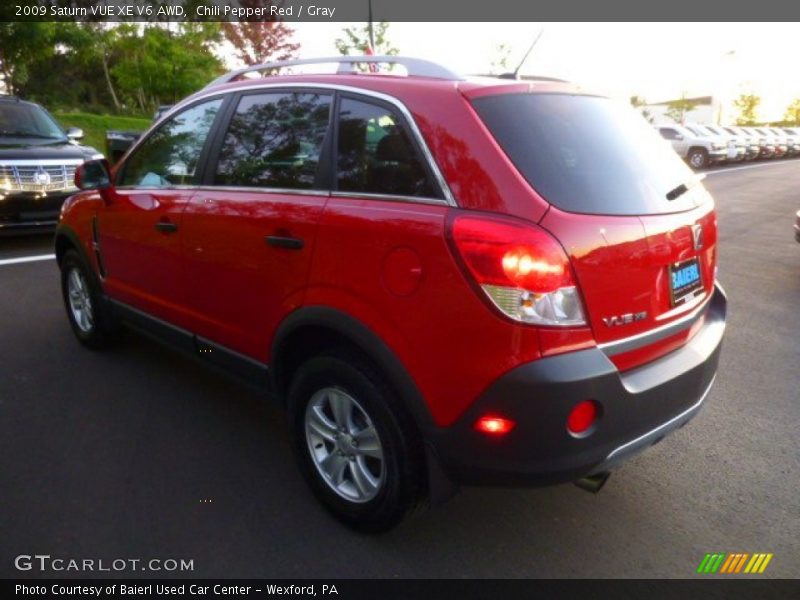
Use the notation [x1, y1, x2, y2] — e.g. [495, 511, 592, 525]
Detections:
[54, 55, 726, 532]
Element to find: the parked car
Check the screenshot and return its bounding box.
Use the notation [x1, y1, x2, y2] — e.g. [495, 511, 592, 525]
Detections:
[781, 127, 800, 156]
[722, 126, 760, 160]
[657, 124, 727, 168]
[769, 127, 799, 157]
[743, 127, 776, 159]
[685, 124, 744, 162]
[753, 127, 787, 158]
[105, 104, 172, 164]
[0, 95, 103, 233]
[702, 124, 747, 161]
[56, 56, 727, 531]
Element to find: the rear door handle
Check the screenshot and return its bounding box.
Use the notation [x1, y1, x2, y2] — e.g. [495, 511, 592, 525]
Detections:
[155, 221, 178, 234]
[265, 235, 304, 250]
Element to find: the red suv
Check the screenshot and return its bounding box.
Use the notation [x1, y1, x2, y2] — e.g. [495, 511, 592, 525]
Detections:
[56, 56, 726, 531]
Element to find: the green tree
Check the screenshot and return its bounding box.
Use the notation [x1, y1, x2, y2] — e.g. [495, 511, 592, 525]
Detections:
[665, 94, 694, 124]
[734, 93, 761, 126]
[0, 23, 58, 95]
[45, 23, 123, 112]
[335, 22, 398, 57]
[112, 23, 223, 114]
[783, 98, 800, 125]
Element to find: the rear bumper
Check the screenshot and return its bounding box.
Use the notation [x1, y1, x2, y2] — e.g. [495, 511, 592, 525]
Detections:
[430, 283, 727, 486]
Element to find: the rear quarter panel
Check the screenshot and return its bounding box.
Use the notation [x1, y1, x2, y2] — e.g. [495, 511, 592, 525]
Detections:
[303, 198, 543, 427]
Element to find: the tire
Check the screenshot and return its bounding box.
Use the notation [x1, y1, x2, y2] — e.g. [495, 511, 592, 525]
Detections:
[688, 148, 709, 169]
[60, 249, 114, 349]
[288, 350, 426, 532]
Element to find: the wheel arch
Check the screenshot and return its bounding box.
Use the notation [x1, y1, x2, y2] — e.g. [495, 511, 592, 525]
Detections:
[270, 306, 435, 434]
[54, 224, 89, 267]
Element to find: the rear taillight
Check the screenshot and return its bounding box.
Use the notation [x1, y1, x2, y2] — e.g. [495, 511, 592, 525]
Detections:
[449, 214, 586, 326]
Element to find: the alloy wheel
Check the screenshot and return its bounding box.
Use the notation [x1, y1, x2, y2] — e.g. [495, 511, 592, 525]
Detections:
[66, 267, 94, 333]
[304, 387, 385, 503]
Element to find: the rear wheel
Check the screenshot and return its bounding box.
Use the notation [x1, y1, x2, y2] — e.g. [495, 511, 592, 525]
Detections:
[60, 250, 114, 349]
[688, 148, 709, 169]
[288, 351, 426, 532]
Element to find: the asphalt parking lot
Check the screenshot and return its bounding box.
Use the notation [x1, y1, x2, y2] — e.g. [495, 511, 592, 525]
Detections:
[1, 159, 799, 579]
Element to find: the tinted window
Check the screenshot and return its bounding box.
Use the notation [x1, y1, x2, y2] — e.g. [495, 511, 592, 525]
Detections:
[119, 99, 222, 187]
[336, 97, 438, 198]
[214, 92, 331, 189]
[0, 103, 64, 140]
[659, 128, 679, 140]
[473, 94, 698, 215]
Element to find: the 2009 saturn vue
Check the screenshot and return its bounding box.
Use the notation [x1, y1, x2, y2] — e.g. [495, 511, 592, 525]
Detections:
[55, 56, 726, 531]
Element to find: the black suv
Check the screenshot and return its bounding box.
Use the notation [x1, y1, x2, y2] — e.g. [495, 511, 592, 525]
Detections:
[0, 96, 102, 233]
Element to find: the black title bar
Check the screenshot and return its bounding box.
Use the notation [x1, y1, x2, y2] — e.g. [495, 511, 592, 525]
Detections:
[2, 0, 800, 22]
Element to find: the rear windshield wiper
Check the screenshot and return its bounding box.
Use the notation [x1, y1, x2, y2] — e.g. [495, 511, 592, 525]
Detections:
[666, 175, 705, 201]
[666, 184, 689, 201]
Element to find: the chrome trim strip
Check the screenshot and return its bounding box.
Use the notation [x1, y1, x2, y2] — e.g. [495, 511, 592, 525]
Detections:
[113, 186, 196, 192]
[330, 190, 449, 207]
[604, 374, 716, 462]
[195, 186, 330, 198]
[146, 83, 457, 207]
[113, 185, 447, 207]
[0, 159, 84, 166]
[597, 292, 713, 357]
[655, 289, 707, 322]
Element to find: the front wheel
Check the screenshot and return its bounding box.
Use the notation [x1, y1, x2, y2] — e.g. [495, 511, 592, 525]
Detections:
[60, 250, 114, 349]
[688, 148, 709, 169]
[288, 351, 426, 532]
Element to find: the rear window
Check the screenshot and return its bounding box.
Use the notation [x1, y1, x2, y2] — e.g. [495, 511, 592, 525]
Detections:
[472, 93, 700, 215]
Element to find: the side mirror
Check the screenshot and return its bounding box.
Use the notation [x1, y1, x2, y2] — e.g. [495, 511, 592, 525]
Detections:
[675, 134, 684, 140]
[65, 127, 85, 141]
[75, 159, 111, 191]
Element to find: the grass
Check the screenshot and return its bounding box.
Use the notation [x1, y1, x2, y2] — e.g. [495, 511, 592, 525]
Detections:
[52, 111, 151, 153]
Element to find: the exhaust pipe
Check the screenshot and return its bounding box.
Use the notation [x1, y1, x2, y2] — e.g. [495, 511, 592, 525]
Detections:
[574, 471, 610, 494]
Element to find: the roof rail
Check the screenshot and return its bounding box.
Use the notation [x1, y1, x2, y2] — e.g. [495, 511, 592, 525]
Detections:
[205, 55, 462, 88]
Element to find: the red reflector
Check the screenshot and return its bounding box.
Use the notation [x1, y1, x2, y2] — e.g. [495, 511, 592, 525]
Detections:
[567, 400, 598, 435]
[474, 415, 516, 435]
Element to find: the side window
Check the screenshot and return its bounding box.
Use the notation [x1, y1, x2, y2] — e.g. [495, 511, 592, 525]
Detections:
[336, 97, 438, 198]
[659, 128, 677, 140]
[119, 98, 223, 187]
[214, 92, 331, 189]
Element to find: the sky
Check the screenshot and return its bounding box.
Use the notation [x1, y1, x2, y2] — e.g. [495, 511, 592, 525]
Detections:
[276, 22, 800, 122]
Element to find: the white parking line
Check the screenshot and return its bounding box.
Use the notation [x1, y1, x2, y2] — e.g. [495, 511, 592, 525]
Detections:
[0, 254, 55, 267]
[704, 160, 800, 176]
